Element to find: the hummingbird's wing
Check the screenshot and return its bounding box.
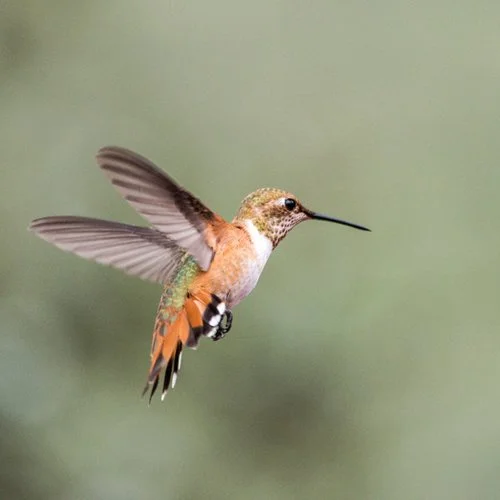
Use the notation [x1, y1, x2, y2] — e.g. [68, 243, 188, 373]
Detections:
[29, 216, 184, 284]
[96, 146, 224, 271]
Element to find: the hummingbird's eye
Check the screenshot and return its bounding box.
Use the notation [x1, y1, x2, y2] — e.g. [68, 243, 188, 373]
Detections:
[284, 198, 297, 211]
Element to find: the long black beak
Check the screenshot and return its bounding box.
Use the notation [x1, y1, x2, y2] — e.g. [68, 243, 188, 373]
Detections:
[305, 210, 371, 232]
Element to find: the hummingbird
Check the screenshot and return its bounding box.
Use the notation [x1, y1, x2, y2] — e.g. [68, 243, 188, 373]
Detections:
[29, 147, 370, 402]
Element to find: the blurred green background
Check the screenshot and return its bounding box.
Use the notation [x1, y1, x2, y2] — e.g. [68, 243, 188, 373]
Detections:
[2, 1, 500, 499]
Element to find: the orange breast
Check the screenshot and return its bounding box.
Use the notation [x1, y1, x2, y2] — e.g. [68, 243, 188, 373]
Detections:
[189, 223, 261, 308]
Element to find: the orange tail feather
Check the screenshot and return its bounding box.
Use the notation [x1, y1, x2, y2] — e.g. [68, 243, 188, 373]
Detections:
[144, 293, 226, 402]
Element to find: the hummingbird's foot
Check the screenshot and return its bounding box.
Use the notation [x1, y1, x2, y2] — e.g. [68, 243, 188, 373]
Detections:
[212, 310, 233, 341]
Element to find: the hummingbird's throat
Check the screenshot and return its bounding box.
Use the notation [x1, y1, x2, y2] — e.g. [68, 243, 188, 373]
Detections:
[247, 212, 306, 248]
[243, 220, 273, 263]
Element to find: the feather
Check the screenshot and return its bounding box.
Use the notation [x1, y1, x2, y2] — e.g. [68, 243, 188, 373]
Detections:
[96, 146, 223, 271]
[144, 293, 226, 402]
[29, 216, 183, 284]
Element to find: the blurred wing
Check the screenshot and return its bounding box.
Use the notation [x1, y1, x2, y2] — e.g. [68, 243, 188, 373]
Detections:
[29, 216, 184, 284]
[96, 146, 223, 271]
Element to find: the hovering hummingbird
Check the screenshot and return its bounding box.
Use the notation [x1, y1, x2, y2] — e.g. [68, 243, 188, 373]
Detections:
[29, 147, 370, 402]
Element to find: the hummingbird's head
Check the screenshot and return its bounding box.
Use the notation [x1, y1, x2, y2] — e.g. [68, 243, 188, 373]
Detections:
[234, 188, 369, 248]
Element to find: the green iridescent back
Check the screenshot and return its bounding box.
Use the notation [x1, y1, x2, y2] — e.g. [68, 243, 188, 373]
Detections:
[157, 254, 200, 323]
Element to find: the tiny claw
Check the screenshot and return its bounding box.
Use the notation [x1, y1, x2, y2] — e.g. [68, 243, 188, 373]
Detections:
[212, 310, 233, 341]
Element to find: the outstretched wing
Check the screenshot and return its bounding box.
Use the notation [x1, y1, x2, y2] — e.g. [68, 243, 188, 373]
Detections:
[96, 146, 224, 271]
[29, 216, 184, 284]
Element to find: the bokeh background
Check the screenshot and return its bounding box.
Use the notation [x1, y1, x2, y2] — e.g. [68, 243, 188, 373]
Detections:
[2, 1, 500, 499]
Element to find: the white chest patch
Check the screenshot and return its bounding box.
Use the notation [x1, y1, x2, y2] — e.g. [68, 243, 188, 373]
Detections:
[244, 219, 273, 267]
[229, 220, 273, 307]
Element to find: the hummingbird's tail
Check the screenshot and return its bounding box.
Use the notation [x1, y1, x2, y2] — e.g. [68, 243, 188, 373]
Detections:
[144, 291, 226, 402]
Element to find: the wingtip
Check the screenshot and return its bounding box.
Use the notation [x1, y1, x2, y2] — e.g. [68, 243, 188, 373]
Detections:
[96, 146, 115, 164]
[27, 216, 68, 233]
[96, 144, 115, 153]
[95, 145, 127, 165]
[96, 145, 142, 165]
[28, 217, 44, 232]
